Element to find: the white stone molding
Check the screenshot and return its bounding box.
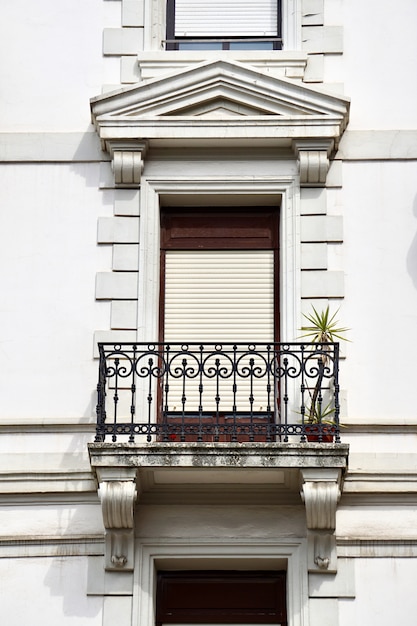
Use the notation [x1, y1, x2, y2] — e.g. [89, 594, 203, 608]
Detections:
[293, 139, 334, 187]
[90, 59, 350, 151]
[144, 0, 302, 52]
[135, 51, 308, 82]
[137, 175, 300, 350]
[97, 468, 138, 571]
[300, 468, 342, 574]
[106, 140, 148, 188]
[133, 539, 308, 626]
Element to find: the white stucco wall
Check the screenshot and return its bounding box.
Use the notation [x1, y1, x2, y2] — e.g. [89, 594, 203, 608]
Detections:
[341, 160, 417, 419]
[0, 162, 112, 418]
[0, 556, 103, 625]
[343, 0, 417, 130]
[0, 0, 120, 131]
[339, 558, 417, 626]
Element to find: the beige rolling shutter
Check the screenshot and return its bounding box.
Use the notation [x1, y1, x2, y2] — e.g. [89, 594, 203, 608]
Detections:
[164, 249, 274, 412]
[164, 249, 274, 343]
[174, 0, 278, 37]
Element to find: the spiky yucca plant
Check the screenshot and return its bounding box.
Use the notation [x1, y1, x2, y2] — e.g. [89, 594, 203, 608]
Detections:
[301, 305, 349, 344]
[301, 306, 349, 424]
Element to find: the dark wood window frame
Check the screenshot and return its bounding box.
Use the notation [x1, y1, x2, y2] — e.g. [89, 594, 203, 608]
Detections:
[165, 0, 283, 50]
[156, 570, 287, 626]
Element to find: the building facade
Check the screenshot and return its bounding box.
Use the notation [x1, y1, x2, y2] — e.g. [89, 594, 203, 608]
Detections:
[1, 1, 417, 625]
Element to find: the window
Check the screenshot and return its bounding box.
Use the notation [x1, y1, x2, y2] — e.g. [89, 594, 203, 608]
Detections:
[160, 207, 280, 345]
[166, 0, 282, 50]
[156, 571, 287, 626]
[158, 207, 280, 441]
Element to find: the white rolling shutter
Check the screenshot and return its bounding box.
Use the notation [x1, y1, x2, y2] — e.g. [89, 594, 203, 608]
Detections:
[164, 250, 274, 343]
[164, 249, 274, 412]
[174, 0, 278, 37]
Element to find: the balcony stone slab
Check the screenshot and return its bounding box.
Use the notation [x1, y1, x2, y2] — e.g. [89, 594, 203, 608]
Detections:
[89, 442, 349, 474]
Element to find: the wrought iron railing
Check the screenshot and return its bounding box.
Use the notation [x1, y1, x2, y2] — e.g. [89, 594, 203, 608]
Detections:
[95, 342, 341, 444]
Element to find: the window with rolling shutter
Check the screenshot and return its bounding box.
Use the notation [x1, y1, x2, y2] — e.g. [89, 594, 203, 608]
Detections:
[166, 0, 282, 50]
[159, 208, 279, 431]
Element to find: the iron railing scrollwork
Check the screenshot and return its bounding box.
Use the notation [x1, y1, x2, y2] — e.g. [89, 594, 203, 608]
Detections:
[95, 342, 341, 444]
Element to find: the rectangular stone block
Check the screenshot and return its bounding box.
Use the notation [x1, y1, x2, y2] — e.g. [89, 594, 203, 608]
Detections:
[0, 132, 107, 162]
[114, 189, 140, 216]
[87, 556, 133, 595]
[303, 54, 324, 82]
[96, 272, 138, 300]
[122, 0, 144, 26]
[301, 271, 345, 298]
[111, 301, 138, 329]
[301, 243, 327, 270]
[121, 56, 141, 83]
[301, 215, 343, 242]
[326, 160, 343, 187]
[97, 217, 140, 244]
[302, 0, 324, 26]
[103, 28, 143, 55]
[302, 26, 343, 53]
[113, 244, 140, 271]
[300, 187, 327, 215]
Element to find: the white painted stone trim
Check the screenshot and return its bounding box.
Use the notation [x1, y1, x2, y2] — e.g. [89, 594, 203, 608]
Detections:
[2, 131, 417, 162]
[137, 176, 301, 344]
[133, 539, 309, 626]
[98, 472, 138, 571]
[136, 50, 308, 82]
[143, 0, 302, 51]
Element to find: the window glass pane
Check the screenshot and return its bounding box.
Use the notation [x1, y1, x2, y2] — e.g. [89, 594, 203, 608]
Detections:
[178, 42, 223, 50]
[230, 42, 275, 50]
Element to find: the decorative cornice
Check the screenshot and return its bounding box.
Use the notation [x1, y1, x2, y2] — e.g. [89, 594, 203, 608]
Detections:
[90, 60, 350, 160]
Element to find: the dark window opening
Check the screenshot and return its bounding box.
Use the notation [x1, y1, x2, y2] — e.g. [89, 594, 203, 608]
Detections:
[156, 571, 288, 626]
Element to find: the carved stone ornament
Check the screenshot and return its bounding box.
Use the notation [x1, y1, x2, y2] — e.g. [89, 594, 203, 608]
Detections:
[107, 140, 148, 188]
[292, 139, 334, 187]
[98, 476, 137, 571]
[300, 468, 342, 574]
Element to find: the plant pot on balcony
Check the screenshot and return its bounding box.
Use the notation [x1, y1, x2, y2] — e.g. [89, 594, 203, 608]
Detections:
[305, 423, 334, 443]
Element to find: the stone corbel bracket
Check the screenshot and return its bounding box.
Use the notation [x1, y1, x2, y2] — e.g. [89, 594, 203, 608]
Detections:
[106, 140, 148, 188]
[97, 468, 138, 571]
[293, 139, 334, 187]
[300, 468, 342, 574]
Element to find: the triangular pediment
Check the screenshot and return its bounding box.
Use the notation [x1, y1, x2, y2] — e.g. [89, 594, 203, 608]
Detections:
[91, 59, 350, 152]
[92, 59, 349, 121]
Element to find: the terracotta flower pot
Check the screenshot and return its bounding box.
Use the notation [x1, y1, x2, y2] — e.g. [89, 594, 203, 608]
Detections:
[305, 424, 334, 443]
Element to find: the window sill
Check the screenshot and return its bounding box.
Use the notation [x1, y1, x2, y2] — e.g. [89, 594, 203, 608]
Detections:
[137, 50, 308, 82]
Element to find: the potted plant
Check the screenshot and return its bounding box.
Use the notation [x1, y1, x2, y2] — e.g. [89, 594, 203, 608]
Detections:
[300, 306, 349, 442]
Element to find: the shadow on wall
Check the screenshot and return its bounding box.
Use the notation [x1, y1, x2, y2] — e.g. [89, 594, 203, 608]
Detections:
[44, 556, 102, 619]
[406, 194, 417, 290]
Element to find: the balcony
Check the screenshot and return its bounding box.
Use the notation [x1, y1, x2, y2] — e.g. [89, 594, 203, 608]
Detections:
[89, 342, 349, 572]
[94, 341, 342, 444]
